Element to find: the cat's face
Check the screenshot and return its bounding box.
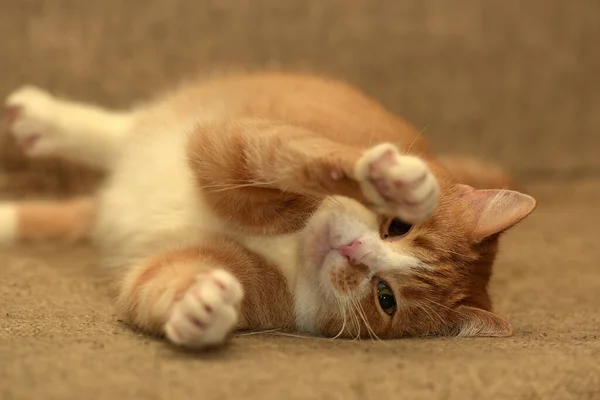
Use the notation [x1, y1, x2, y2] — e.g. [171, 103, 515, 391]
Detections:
[298, 181, 536, 339]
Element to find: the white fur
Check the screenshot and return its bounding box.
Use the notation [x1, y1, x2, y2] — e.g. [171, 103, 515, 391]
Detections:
[311, 211, 422, 302]
[4, 84, 441, 345]
[5, 85, 133, 168]
[292, 197, 424, 334]
[94, 116, 225, 270]
[354, 143, 439, 223]
[237, 233, 299, 286]
[165, 268, 243, 347]
[239, 232, 326, 333]
[335, 233, 422, 274]
[0, 203, 17, 244]
[236, 233, 329, 333]
[293, 279, 320, 333]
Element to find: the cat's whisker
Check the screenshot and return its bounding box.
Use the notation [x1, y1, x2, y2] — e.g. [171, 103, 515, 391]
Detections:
[353, 296, 381, 341]
[340, 298, 350, 338]
[236, 328, 282, 336]
[357, 299, 380, 341]
[203, 181, 276, 193]
[199, 178, 275, 188]
[358, 251, 372, 264]
[350, 297, 369, 340]
[428, 304, 446, 326]
[344, 298, 361, 341]
[352, 306, 362, 340]
[349, 297, 371, 341]
[411, 301, 434, 322]
[404, 126, 426, 155]
[267, 331, 333, 340]
[427, 299, 468, 318]
[421, 302, 444, 325]
[414, 301, 444, 326]
[331, 297, 348, 340]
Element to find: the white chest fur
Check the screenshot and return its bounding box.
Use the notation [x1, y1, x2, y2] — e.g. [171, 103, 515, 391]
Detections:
[96, 118, 302, 274]
[94, 119, 224, 267]
[94, 114, 313, 330]
[235, 233, 300, 286]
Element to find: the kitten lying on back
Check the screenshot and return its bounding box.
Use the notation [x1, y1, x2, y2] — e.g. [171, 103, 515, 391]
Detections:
[1, 73, 535, 347]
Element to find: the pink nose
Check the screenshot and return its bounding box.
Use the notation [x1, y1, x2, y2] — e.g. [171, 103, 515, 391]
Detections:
[338, 239, 362, 260]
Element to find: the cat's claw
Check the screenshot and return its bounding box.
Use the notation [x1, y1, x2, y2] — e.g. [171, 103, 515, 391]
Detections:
[354, 143, 439, 223]
[164, 269, 243, 348]
[4, 85, 61, 157]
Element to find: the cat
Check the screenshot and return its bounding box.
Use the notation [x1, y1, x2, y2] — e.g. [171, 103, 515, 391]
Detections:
[1, 73, 536, 347]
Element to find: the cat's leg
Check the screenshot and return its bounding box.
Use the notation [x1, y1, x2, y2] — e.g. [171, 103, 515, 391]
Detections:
[0, 198, 96, 244]
[117, 237, 291, 348]
[4, 86, 134, 169]
[188, 119, 439, 226]
[119, 251, 242, 348]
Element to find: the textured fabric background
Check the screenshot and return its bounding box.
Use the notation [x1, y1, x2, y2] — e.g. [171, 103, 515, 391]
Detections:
[1, 0, 600, 192]
[1, 1, 599, 399]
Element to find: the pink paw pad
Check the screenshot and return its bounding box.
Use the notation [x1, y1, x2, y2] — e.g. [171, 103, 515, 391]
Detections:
[368, 149, 398, 175]
[164, 269, 243, 348]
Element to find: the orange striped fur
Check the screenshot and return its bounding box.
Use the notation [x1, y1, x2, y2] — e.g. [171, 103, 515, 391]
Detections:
[17, 198, 95, 241]
[2, 72, 537, 348]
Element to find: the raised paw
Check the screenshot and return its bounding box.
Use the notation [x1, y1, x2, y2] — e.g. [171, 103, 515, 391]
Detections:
[164, 269, 243, 348]
[4, 85, 62, 157]
[354, 143, 439, 223]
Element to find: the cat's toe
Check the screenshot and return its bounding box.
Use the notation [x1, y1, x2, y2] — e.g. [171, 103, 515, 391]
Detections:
[4, 85, 59, 157]
[164, 269, 242, 348]
[203, 268, 244, 305]
[354, 143, 439, 223]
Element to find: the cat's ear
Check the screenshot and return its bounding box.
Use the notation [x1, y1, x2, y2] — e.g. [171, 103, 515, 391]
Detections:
[458, 185, 537, 240]
[453, 306, 513, 337]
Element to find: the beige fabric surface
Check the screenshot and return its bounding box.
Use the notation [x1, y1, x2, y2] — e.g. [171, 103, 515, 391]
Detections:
[1, 1, 599, 399]
[2, 181, 599, 399]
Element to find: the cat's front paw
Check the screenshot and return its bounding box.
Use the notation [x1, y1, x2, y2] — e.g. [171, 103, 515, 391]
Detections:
[354, 143, 439, 223]
[164, 269, 243, 348]
[4, 85, 62, 157]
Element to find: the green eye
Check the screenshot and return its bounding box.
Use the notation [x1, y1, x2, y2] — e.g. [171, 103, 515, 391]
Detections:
[377, 282, 397, 316]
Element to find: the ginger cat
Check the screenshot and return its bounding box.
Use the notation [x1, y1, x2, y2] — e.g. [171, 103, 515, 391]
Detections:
[1, 73, 536, 347]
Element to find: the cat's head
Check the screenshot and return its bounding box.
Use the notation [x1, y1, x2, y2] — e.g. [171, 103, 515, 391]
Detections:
[298, 174, 536, 339]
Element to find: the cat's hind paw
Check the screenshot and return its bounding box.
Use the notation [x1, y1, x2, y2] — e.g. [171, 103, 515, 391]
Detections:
[354, 143, 439, 223]
[164, 269, 243, 348]
[4, 85, 61, 157]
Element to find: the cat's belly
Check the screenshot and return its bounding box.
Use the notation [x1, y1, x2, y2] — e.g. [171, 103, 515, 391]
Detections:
[93, 122, 225, 269]
[91, 113, 302, 294]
